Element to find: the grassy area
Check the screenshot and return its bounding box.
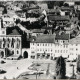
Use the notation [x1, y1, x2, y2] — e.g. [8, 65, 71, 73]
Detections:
[17, 60, 56, 79]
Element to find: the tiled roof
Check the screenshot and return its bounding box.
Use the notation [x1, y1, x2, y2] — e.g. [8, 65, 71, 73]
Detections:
[47, 9, 60, 13]
[32, 32, 70, 43]
[32, 29, 45, 33]
[48, 15, 70, 21]
[32, 34, 55, 43]
[8, 29, 21, 35]
[55, 32, 70, 40]
[69, 37, 80, 44]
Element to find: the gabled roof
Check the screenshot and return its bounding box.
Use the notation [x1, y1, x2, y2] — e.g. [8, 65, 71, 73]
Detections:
[48, 15, 70, 21]
[69, 37, 80, 44]
[8, 29, 21, 35]
[32, 29, 45, 33]
[32, 34, 55, 43]
[31, 32, 70, 43]
[47, 9, 60, 13]
[55, 33, 70, 40]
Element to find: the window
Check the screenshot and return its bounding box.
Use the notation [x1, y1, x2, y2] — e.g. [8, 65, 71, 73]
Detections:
[66, 50, 68, 53]
[76, 48, 78, 51]
[2, 31, 5, 34]
[64, 45, 65, 48]
[64, 50, 65, 53]
[63, 41, 65, 43]
[58, 50, 59, 53]
[48, 49, 50, 51]
[37, 49, 39, 51]
[11, 38, 15, 48]
[66, 45, 68, 48]
[0, 41, 2, 48]
[51, 49, 52, 52]
[40, 49, 42, 51]
[55, 50, 57, 53]
[37, 43, 39, 46]
[17, 50, 19, 54]
[31, 56, 35, 59]
[45, 44, 47, 46]
[61, 50, 62, 53]
[45, 49, 47, 51]
[76, 44, 78, 46]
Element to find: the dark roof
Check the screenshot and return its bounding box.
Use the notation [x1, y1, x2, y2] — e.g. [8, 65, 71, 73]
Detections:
[55, 32, 69, 40]
[8, 29, 21, 35]
[32, 29, 45, 33]
[48, 15, 70, 21]
[47, 9, 60, 13]
[61, 7, 73, 11]
[32, 34, 55, 43]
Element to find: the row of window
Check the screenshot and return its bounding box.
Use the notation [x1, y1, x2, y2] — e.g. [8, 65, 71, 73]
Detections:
[31, 43, 79, 47]
[55, 50, 68, 53]
[37, 49, 53, 52]
[32, 43, 53, 46]
[0, 41, 20, 49]
[70, 48, 78, 51]
[55, 45, 68, 48]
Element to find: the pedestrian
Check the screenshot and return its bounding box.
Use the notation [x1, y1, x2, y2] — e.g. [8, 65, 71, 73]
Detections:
[17, 67, 19, 69]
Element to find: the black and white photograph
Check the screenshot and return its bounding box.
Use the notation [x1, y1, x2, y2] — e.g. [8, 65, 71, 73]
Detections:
[0, 0, 80, 79]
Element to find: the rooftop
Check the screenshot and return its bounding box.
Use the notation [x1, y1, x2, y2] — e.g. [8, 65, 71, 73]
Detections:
[7, 28, 21, 36]
[31, 33, 69, 43]
[69, 37, 80, 44]
[55, 32, 70, 40]
[48, 15, 70, 21]
[32, 34, 55, 43]
[32, 29, 45, 33]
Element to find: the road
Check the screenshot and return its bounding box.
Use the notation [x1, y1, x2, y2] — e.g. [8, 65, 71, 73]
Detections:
[0, 59, 33, 79]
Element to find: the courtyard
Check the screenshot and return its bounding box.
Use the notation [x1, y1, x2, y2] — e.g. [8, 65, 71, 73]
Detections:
[0, 58, 77, 79]
[17, 59, 77, 79]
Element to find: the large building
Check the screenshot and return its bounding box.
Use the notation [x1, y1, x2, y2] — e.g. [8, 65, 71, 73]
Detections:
[30, 33, 80, 60]
[30, 33, 70, 59]
[0, 18, 22, 59]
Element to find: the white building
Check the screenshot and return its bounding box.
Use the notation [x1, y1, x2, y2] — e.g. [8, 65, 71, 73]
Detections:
[30, 33, 70, 59]
[30, 33, 80, 60]
[69, 37, 80, 60]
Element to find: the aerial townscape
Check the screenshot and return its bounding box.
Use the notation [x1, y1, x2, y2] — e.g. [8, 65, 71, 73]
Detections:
[1, 0, 80, 79]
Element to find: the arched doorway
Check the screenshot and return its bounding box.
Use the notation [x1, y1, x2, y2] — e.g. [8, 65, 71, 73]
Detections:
[23, 51, 28, 58]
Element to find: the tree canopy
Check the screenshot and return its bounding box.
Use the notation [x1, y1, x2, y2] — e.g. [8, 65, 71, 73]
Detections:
[56, 56, 66, 79]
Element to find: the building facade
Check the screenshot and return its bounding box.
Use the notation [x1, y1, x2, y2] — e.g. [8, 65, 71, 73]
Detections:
[0, 35, 22, 58]
[30, 34, 69, 59]
[0, 18, 22, 59]
[30, 34, 80, 60]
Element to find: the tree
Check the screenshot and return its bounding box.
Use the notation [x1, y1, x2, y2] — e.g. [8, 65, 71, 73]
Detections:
[54, 1, 64, 7]
[2, 7, 7, 14]
[63, 3, 69, 7]
[47, 1, 55, 9]
[56, 56, 66, 79]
